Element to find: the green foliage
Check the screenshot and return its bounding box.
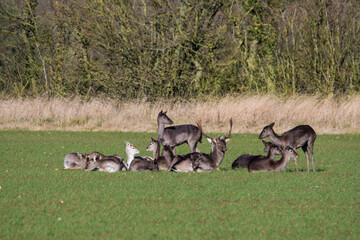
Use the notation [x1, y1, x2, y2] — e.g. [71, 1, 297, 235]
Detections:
[0, 0, 359, 99]
[0, 131, 359, 239]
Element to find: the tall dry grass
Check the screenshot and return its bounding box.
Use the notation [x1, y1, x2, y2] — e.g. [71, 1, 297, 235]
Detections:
[0, 95, 359, 134]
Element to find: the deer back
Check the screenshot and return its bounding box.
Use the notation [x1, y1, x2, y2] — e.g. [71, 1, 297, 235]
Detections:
[129, 157, 159, 172]
[162, 124, 202, 146]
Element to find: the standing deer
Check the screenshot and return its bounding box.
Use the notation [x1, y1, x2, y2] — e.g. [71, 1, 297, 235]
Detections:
[146, 137, 171, 171]
[248, 146, 298, 172]
[126, 141, 158, 172]
[157, 110, 202, 154]
[170, 119, 232, 172]
[258, 122, 316, 172]
[85, 154, 128, 172]
[232, 140, 276, 169]
[64, 152, 88, 169]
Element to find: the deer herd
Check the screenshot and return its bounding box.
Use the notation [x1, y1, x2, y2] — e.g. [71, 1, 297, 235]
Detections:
[64, 110, 317, 173]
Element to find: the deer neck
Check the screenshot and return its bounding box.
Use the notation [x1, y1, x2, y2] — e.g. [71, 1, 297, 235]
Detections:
[126, 153, 135, 167]
[210, 146, 225, 167]
[157, 122, 165, 139]
[268, 130, 283, 147]
[275, 154, 291, 171]
[153, 144, 160, 159]
[267, 149, 277, 160]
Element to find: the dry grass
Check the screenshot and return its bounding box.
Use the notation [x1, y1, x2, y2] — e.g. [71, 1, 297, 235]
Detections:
[0, 95, 359, 134]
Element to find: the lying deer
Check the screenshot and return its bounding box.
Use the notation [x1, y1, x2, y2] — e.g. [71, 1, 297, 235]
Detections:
[86, 154, 128, 172]
[248, 145, 298, 172]
[146, 137, 172, 171]
[170, 119, 232, 172]
[64, 152, 88, 169]
[232, 140, 275, 169]
[87, 151, 106, 162]
[259, 122, 316, 172]
[157, 110, 202, 154]
[126, 141, 159, 172]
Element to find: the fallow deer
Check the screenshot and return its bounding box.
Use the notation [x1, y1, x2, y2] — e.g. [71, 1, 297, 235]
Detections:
[157, 110, 202, 154]
[85, 154, 127, 172]
[87, 151, 106, 162]
[232, 140, 275, 169]
[259, 122, 316, 172]
[126, 141, 158, 172]
[170, 119, 232, 172]
[64, 152, 88, 170]
[248, 146, 298, 172]
[146, 137, 171, 171]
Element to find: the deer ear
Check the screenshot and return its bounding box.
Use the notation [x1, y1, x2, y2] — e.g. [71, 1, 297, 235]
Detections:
[151, 137, 154, 141]
[207, 137, 212, 143]
[77, 153, 82, 158]
[269, 122, 275, 128]
[225, 138, 231, 143]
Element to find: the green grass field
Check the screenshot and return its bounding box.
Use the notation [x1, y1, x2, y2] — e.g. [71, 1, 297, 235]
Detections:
[0, 131, 359, 239]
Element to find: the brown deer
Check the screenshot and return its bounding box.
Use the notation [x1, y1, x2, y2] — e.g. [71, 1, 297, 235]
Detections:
[170, 119, 232, 172]
[87, 151, 106, 162]
[146, 137, 172, 171]
[85, 154, 128, 172]
[259, 122, 316, 172]
[232, 140, 276, 169]
[64, 152, 88, 169]
[157, 110, 202, 154]
[248, 146, 298, 172]
[126, 141, 158, 172]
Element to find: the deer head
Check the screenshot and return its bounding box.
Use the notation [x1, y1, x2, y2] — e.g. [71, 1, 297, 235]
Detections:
[197, 118, 232, 153]
[157, 110, 173, 125]
[259, 122, 275, 139]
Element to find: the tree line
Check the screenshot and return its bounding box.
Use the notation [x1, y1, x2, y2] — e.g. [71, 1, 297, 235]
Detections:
[0, 0, 359, 100]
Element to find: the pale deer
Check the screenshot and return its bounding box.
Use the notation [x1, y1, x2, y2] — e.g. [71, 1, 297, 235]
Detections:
[146, 137, 171, 171]
[170, 119, 232, 172]
[232, 140, 276, 169]
[157, 110, 202, 154]
[126, 141, 158, 172]
[64, 152, 88, 169]
[248, 146, 298, 172]
[259, 122, 316, 172]
[86, 154, 127, 172]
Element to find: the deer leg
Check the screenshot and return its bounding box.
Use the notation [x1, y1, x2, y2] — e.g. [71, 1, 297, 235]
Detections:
[308, 144, 315, 172]
[305, 151, 310, 172]
[171, 146, 176, 155]
[294, 157, 299, 172]
[302, 145, 310, 172]
[189, 141, 200, 153]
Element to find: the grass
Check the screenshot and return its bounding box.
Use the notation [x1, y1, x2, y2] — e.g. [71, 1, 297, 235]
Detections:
[0, 130, 359, 239]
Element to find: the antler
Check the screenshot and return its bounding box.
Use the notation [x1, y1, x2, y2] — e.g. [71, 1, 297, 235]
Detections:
[226, 118, 233, 139]
[196, 120, 212, 139]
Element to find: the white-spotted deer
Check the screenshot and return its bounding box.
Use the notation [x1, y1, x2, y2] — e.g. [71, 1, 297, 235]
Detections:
[146, 137, 171, 171]
[85, 154, 127, 172]
[126, 141, 158, 172]
[232, 140, 276, 169]
[64, 152, 88, 169]
[248, 145, 298, 172]
[170, 119, 232, 172]
[157, 110, 202, 154]
[259, 123, 316, 172]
